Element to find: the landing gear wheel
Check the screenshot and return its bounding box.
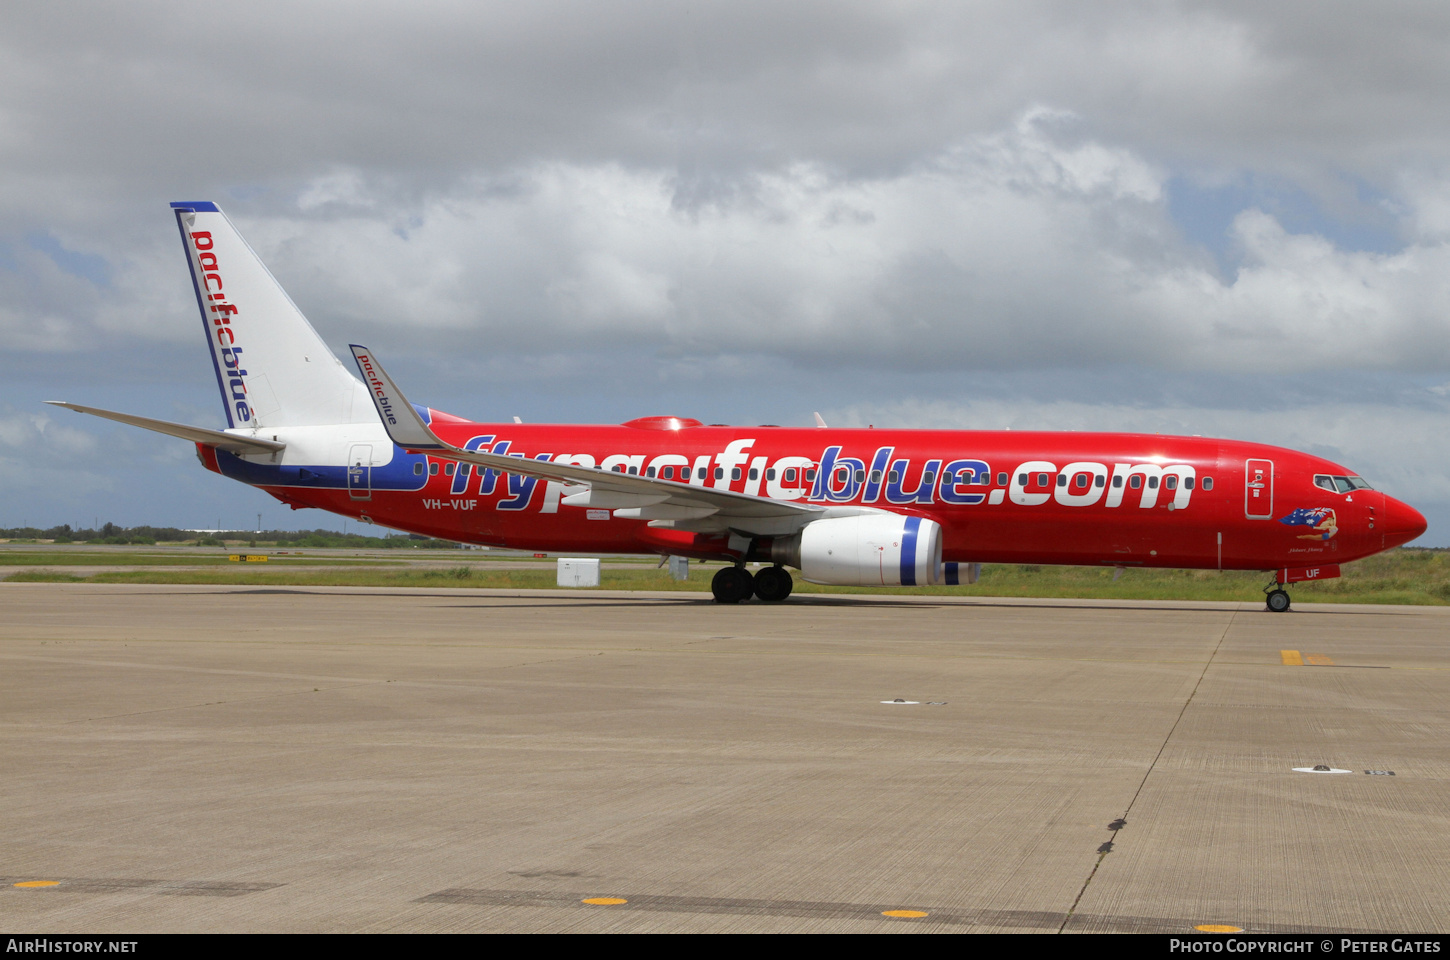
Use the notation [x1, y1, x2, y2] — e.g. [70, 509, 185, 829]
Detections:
[711, 566, 754, 604]
[753, 565, 794, 602]
[1266, 589, 1291, 613]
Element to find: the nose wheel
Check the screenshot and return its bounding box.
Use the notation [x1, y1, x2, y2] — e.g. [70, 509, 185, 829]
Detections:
[1265, 587, 1291, 613]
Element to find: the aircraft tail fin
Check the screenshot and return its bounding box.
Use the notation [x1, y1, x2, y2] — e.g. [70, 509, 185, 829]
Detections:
[170, 202, 374, 429]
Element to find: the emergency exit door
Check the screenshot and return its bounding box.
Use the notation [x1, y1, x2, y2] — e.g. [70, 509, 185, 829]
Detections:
[1245, 458, 1273, 518]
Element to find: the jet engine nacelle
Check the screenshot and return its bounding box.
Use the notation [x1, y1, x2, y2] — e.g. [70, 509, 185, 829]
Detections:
[780, 514, 943, 586]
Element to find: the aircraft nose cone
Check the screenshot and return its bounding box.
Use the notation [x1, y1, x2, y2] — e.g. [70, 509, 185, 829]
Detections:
[1380, 496, 1427, 548]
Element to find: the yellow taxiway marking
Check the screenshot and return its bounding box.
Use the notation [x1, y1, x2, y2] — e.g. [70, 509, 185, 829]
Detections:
[13, 881, 59, 888]
[582, 897, 628, 906]
[1281, 650, 1304, 666]
[1306, 653, 1335, 666]
[882, 909, 929, 918]
[1196, 924, 1244, 933]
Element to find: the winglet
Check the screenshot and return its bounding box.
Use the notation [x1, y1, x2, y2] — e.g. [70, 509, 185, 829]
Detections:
[813, 411, 828, 428]
[348, 345, 448, 451]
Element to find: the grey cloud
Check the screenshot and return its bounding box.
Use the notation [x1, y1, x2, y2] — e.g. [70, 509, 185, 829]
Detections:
[4, 3, 1450, 197]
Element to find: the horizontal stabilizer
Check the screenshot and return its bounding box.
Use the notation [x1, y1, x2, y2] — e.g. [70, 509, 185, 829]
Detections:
[44, 401, 286, 455]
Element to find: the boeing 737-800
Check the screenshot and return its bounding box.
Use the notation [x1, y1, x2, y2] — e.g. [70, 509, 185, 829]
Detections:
[48, 202, 1427, 610]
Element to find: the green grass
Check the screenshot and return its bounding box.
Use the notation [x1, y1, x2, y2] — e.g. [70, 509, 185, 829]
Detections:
[3, 547, 1447, 604]
[6, 570, 87, 582]
[0, 551, 397, 566]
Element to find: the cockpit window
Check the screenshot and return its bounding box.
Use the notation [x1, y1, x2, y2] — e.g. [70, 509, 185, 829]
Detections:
[1316, 473, 1374, 493]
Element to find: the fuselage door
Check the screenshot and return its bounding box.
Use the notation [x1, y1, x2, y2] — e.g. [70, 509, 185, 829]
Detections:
[1245, 458, 1273, 519]
[348, 443, 372, 501]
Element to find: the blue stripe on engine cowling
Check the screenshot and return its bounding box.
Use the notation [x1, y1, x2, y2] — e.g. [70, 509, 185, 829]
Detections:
[944, 561, 959, 585]
[900, 516, 921, 586]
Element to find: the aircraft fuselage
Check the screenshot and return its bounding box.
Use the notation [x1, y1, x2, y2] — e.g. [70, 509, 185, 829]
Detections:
[201, 418, 1424, 575]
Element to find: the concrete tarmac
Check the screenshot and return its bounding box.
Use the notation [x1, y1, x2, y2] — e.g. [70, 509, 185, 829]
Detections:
[1, 584, 1446, 933]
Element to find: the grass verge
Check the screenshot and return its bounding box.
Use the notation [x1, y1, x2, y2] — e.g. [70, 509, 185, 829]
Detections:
[3, 548, 1447, 604]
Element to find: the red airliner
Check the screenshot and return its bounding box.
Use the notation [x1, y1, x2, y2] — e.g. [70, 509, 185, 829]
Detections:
[49, 203, 1427, 611]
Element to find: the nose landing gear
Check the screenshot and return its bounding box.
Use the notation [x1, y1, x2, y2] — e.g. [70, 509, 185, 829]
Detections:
[1265, 583, 1291, 613]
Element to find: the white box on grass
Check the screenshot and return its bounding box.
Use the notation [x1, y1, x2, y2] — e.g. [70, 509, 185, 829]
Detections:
[557, 558, 600, 587]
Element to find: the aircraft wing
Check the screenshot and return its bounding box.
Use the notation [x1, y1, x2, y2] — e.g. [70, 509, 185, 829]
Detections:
[44, 401, 286, 456]
[349, 345, 826, 533]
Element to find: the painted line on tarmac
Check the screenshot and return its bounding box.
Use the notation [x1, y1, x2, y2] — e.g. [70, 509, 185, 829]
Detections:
[2, 877, 282, 897]
[414, 888, 1388, 934]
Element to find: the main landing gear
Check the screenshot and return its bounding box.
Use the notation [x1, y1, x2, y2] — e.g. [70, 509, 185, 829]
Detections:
[1265, 583, 1292, 613]
[711, 565, 794, 604]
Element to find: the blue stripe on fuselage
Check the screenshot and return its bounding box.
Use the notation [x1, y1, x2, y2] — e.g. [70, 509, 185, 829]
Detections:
[214, 446, 429, 492]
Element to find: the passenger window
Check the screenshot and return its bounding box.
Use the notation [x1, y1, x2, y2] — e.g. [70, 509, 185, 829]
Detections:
[413, 462, 424, 476]
[1148, 476, 1158, 489]
[661, 466, 673, 479]
[997, 473, 1008, 486]
[1164, 476, 1177, 490]
[891, 470, 901, 483]
[1076, 473, 1089, 488]
[923, 471, 935, 484]
[613, 465, 624, 473]
[766, 468, 776, 481]
[698, 467, 708, 480]
[731, 467, 741, 481]
[854, 469, 865, 483]
[1056, 474, 1066, 487]
[715, 467, 724, 480]
[1202, 477, 1213, 491]
[628, 466, 638, 475]
[444, 462, 455, 476]
[1129, 475, 1141, 489]
[1036, 473, 1048, 487]
[1184, 476, 1194, 489]
[836, 467, 849, 483]
[871, 470, 882, 483]
[785, 468, 796, 483]
[429, 462, 439, 476]
[1113, 476, 1123, 488]
[1094, 475, 1105, 488]
[806, 468, 816, 482]
[460, 464, 471, 476]
[749, 468, 758, 481]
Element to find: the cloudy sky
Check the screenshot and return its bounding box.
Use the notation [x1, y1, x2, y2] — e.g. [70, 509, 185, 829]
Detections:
[3, 1, 1450, 542]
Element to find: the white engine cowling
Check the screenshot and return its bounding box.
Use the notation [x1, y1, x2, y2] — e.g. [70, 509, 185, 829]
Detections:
[797, 514, 943, 586]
